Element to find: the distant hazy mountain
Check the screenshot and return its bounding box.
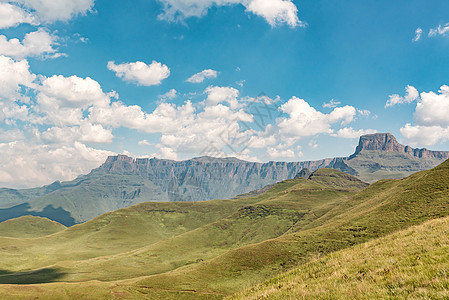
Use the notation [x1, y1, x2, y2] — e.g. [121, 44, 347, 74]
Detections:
[0, 133, 447, 225]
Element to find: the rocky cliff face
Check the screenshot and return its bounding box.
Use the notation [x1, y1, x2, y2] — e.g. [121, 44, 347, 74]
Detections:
[93, 155, 349, 202]
[351, 133, 449, 159]
[1, 132, 448, 225]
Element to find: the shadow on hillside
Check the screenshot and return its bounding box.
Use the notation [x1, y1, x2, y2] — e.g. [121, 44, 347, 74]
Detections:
[0, 203, 76, 226]
[0, 268, 66, 284]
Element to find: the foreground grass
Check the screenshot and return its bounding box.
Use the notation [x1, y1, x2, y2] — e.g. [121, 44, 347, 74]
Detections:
[235, 215, 449, 299]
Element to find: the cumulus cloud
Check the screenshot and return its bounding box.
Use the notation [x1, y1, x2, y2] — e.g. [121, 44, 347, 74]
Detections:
[396, 85, 449, 146]
[414, 85, 449, 127]
[429, 23, 449, 37]
[400, 124, 449, 147]
[0, 55, 36, 99]
[157, 0, 304, 27]
[2, 0, 95, 24]
[41, 123, 113, 144]
[36, 75, 114, 126]
[138, 139, 152, 146]
[277, 97, 357, 137]
[0, 140, 114, 188]
[0, 29, 60, 59]
[186, 69, 218, 83]
[205, 86, 239, 107]
[107, 61, 170, 86]
[266, 147, 295, 159]
[332, 127, 377, 139]
[0, 67, 117, 187]
[413, 27, 423, 42]
[0, 3, 37, 28]
[159, 89, 177, 100]
[246, 0, 301, 27]
[385, 85, 419, 107]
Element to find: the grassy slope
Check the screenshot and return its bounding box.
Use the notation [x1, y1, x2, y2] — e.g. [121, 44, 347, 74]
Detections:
[0, 216, 66, 238]
[1, 162, 448, 299]
[0, 198, 257, 272]
[0, 170, 365, 296]
[236, 215, 449, 299]
[122, 160, 449, 298]
[48, 173, 363, 283]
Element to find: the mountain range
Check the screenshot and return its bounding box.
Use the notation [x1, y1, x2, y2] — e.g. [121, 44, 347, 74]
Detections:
[0, 132, 448, 225]
[0, 157, 448, 298]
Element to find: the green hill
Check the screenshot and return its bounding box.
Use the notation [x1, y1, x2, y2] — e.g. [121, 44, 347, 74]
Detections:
[235, 215, 449, 299]
[0, 162, 448, 299]
[123, 160, 449, 298]
[0, 216, 66, 238]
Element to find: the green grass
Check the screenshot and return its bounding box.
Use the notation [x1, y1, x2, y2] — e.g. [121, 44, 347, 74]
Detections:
[0, 216, 66, 238]
[235, 215, 449, 299]
[0, 198, 258, 272]
[0, 163, 448, 299]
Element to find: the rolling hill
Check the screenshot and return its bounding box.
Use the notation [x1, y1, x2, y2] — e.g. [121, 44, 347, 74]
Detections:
[235, 215, 449, 299]
[0, 216, 66, 238]
[0, 133, 447, 226]
[0, 159, 448, 298]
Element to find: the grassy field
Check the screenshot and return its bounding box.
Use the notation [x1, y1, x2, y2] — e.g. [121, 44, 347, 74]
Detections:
[0, 162, 448, 299]
[235, 215, 449, 299]
[0, 216, 66, 238]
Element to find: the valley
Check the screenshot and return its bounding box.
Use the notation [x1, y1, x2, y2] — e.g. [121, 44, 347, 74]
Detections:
[0, 158, 448, 298]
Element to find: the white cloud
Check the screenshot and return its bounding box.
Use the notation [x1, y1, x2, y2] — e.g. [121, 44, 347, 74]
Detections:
[385, 85, 419, 107]
[277, 97, 357, 137]
[236, 79, 245, 87]
[37, 75, 113, 126]
[156, 0, 304, 27]
[400, 124, 449, 147]
[266, 147, 296, 159]
[398, 85, 449, 146]
[3, 0, 95, 23]
[107, 61, 170, 86]
[0, 140, 114, 188]
[414, 85, 449, 127]
[357, 109, 371, 117]
[429, 23, 449, 37]
[39, 75, 112, 108]
[205, 86, 239, 107]
[186, 69, 218, 83]
[89, 100, 196, 133]
[413, 27, 423, 42]
[332, 127, 377, 139]
[138, 139, 152, 146]
[0, 3, 37, 28]
[0, 55, 36, 101]
[246, 0, 302, 27]
[0, 29, 59, 59]
[159, 88, 177, 100]
[323, 99, 341, 108]
[0, 128, 25, 141]
[41, 123, 113, 144]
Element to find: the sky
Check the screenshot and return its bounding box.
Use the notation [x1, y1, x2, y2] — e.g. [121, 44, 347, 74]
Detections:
[1, 0, 449, 188]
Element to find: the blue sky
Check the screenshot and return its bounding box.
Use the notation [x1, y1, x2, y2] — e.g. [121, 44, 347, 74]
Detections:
[1, 0, 449, 187]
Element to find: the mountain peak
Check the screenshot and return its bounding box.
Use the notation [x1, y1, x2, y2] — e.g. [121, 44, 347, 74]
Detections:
[354, 133, 402, 153]
[351, 133, 449, 160]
